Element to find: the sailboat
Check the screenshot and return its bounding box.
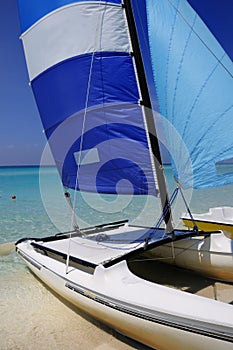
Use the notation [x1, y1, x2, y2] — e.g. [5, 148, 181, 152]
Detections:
[14, 0, 233, 349]
[145, 226, 233, 283]
[182, 207, 233, 240]
[148, 206, 233, 282]
[142, 0, 233, 283]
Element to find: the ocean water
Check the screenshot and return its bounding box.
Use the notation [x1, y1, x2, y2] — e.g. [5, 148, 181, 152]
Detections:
[0, 166, 233, 349]
[1, 165, 233, 246]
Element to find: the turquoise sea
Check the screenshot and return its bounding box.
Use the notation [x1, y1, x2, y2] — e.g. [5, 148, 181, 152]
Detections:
[1, 166, 233, 349]
[1, 165, 233, 245]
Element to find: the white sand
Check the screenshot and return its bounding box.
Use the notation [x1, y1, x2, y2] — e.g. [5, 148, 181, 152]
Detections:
[0, 268, 145, 350]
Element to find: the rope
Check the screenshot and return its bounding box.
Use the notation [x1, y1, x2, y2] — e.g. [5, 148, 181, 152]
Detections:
[71, 0, 107, 229]
[65, 0, 107, 273]
[178, 186, 198, 231]
[167, 0, 232, 79]
[144, 187, 179, 247]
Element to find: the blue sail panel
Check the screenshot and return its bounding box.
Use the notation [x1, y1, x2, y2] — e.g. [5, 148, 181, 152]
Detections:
[32, 54, 155, 194]
[45, 105, 155, 194]
[31, 53, 138, 133]
[146, 0, 233, 189]
[18, 0, 158, 196]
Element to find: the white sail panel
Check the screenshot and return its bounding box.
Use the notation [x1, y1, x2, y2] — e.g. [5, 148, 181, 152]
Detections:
[21, 2, 130, 80]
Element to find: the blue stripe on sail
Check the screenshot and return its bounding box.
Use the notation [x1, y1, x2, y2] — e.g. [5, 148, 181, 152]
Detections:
[31, 53, 156, 195]
[146, 0, 233, 189]
[32, 53, 139, 133]
[46, 112, 155, 195]
[63, 120, 154, 194]
[18, 0, 122, 32]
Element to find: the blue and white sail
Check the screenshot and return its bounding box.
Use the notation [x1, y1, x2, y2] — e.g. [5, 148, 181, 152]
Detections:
[17, 0, 159, 196]
[146, 0, 233, 189]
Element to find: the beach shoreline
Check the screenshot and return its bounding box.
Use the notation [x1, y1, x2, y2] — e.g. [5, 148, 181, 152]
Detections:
[0, 259, 150, 350]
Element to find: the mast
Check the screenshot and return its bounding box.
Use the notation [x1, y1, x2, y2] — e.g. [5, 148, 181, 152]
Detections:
[123, 0, 174, 233]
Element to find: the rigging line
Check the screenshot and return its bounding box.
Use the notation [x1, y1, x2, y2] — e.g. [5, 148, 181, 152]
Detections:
[167, 0, 233, 78]
[177, 182, 198, 231]
[65, 0, 107, 273]
[96, 240, 143, 251]
[145, 187, 179, 244]
[71, 0, 107, 226]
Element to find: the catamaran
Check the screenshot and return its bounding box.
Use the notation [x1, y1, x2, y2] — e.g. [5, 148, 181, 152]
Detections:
[182, 207, 233, 240]
[9, 0, 233, 349]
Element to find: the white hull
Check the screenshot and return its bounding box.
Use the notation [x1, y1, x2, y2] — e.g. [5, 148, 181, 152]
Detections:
[16, 225, 233, 350]
[145, 231, 233, 282]
[182, 207, 233, 239]
[149, 207, 233, 282]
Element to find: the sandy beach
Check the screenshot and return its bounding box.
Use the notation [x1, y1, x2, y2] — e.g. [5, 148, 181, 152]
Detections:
[0, 261, 150, 350]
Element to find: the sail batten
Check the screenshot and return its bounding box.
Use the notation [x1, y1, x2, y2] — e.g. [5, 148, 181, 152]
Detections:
[146, 0, 233, 189]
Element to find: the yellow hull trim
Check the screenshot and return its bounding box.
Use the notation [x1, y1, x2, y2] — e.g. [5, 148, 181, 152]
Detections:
[182, 218, 233, 239]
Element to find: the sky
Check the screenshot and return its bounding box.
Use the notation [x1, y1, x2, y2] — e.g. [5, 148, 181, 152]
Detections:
[0, 0, 232, 166]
